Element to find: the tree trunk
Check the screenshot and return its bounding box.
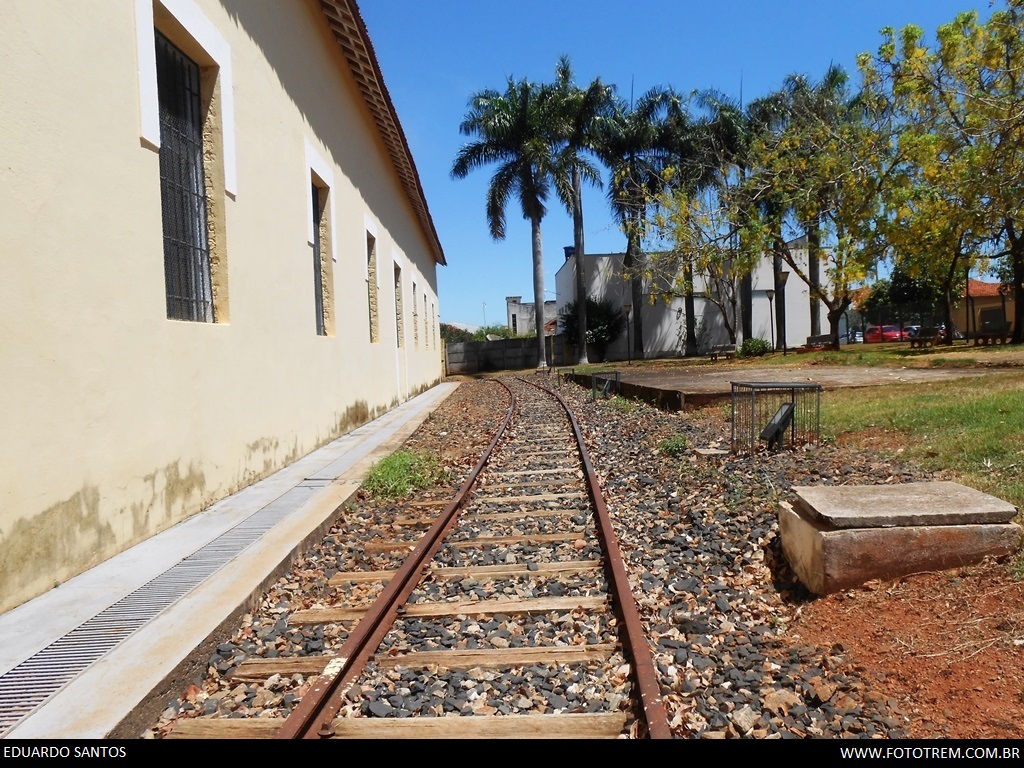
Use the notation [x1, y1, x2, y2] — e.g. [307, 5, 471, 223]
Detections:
[1009, 225, 1024, 345]
[683, 261, 698, 356]
[530, 215, 547, 369]
[807, 217, 821, 337]
[939, 245, 961, 347]
[737, 171, 753, 342]
[572, 169, 589, 364]
[773, 253, 785, 351]
[826, 299, 849, 347]
[740, 272, 753, 342]
[624, 212, 644, 358]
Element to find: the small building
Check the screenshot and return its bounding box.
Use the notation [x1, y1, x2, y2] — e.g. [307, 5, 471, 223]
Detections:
[0, 0, 445, 613]
[505, 296, 558, 336]
[957, 279, 1016, 338]
[554, 239, 828, 359]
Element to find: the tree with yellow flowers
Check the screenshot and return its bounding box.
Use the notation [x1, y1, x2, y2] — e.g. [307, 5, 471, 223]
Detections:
[733, 66, 894, 348]
[860, 3, 1024, 343]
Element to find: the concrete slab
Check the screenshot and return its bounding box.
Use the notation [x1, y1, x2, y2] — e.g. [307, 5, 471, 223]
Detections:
[792, 482, 1018, 529]
[564, 363, 986, 411]
[780, 501, 1022, 594]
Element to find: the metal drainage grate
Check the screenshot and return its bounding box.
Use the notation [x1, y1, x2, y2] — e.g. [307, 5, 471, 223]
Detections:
[0, 481, 326, 736]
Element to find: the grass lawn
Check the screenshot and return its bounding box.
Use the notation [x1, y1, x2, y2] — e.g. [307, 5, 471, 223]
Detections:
[820, 371, 1024, 516]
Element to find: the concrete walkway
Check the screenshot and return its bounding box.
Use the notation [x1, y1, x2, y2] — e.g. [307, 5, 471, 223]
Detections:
[0, 382, 459, 739]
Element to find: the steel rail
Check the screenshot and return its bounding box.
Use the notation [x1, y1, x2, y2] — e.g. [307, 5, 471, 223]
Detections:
[278, 376, 669, 739]
[522, 376, 672, 739]
[274, 379, 517, 739]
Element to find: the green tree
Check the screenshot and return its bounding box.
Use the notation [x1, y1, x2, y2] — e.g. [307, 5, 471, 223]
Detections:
[695, 91, 784, 341]
[782, 64, 854, 338]
[451, 78, 562, 368]
[558, 298, 626, 358]
[472, 325, 517, 341]
[659, 95, 721, 355]
[651, 183, 742, 344]
[440, 323, 473, 343]
[742, 69, 890, 347]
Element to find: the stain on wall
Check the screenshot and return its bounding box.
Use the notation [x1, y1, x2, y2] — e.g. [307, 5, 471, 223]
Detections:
[160, 461, 207, 523]
[0, 486, 114, 613]
[1, 391, 428, 613]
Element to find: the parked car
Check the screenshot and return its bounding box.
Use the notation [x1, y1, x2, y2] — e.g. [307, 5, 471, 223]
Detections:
[904, 325, 921, 339]
[865, 325, 906, 343]
[847, 329, 863, 343]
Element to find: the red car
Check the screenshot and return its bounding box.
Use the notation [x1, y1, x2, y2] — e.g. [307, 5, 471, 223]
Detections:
[864, 325, 906, 343]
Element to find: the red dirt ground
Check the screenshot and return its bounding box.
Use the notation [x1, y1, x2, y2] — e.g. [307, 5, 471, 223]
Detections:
[788, 560, 1024, 739]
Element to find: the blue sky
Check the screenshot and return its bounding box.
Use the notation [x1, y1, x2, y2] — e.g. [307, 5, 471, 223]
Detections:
[359, 1, 1004, 328]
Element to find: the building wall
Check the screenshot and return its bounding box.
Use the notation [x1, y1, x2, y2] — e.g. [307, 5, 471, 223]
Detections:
[748, 247, 829, 348]
[555, 248, 828, 358]
[555, 253, 696, 359]
[953, 284, 1016, 337]
[0, 0, 443, 613]
[505, 296, 557, 336]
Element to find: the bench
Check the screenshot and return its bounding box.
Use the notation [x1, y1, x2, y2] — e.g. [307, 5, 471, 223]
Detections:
[910, 327, 941, 348]
[708, 344, 736, 361]
[805, 334, 833, 350]
[973, 322, 1012, 346]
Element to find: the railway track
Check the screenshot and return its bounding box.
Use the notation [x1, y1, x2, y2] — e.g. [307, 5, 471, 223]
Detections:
[164, 375, 669, 739]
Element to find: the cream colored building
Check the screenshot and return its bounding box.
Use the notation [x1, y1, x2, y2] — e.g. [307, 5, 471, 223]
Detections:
[0, 0, 445, 613]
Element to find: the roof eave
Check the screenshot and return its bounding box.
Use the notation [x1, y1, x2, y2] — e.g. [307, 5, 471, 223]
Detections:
[317, 0, 446, 266]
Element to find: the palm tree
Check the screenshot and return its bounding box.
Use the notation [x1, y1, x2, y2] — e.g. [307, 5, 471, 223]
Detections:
[551, 56, 612, 364]
[451, 78, 560, 369]
[596, 87, 674, 358]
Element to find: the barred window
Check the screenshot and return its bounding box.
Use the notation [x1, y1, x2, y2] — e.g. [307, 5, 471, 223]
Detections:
[367, 234, 380, 343]
[156, 31, 213, 323]
[311, 183, 326, 336]
[394, 264, 403, 348]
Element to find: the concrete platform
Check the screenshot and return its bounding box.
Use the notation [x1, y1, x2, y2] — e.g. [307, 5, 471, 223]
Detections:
[779, 483, 1022, 595]
[563, 364, 986, 411]
[0, 382, 459, 739]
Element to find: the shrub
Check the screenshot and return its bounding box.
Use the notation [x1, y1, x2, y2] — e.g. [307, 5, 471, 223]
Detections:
[607, 396, 639, 413]
[659, 433, 689, 457]
[559, 298, 626, 355]
[738, 338, 771, 358]
[473, 324, 517, 341]
[362, 451, 450, 500]
[440, 323, 474, 343]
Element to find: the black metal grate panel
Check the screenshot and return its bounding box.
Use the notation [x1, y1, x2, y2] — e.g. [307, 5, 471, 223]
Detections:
[156, 31, 213, 323]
